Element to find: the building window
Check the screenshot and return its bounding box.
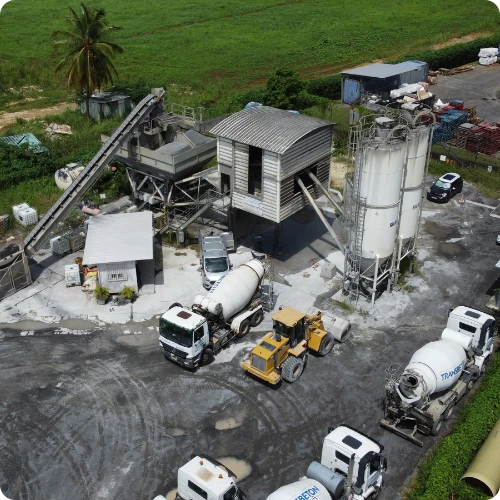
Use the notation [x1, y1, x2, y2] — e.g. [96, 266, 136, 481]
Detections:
[248, 145, 262, 196]
[108, 268, 128, 282]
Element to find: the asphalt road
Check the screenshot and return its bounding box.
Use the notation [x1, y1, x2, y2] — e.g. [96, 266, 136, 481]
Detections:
[0, 181, 499, 500]
[432, 63, 500, 123]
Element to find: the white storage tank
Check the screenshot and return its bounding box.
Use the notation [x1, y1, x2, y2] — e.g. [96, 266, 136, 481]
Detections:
[50, 236, 70, 256]
[55, 163, 85, 191]
[65, 264, 81, 287]
[399, 125, 431, 243]
[193, 259, 264, 321]
[398, 339, 467, 402]
[16, 207, 38, 227]
[357, 134, 406, 274]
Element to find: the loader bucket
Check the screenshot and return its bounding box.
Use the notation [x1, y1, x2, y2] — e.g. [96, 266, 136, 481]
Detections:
[380, 418, 424, 447]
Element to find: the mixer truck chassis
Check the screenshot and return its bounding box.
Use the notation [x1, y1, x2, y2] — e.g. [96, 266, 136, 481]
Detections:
[381, 360, 481, 446]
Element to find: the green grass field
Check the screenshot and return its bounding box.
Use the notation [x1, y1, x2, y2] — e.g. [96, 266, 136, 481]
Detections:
[0, 0, 498, 97]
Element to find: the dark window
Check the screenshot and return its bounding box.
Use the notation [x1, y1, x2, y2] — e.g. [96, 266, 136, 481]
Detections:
[335, 451, 350, 465]
[342, 435, 362, 449]
[188, 480, 208, 499]
[295, 319, 305, 343]
[248, 146, 262, 196]
[194, 326, 204, 342]
[459, 322, 476, 334]
[223, 486, 237, 500]
[464, 310, 480, 319]
[370, 456, 381, 475]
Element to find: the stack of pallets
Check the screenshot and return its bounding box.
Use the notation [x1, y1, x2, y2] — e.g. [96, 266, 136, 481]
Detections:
[478, 122, 500, 155]
[465, 126, 487, 153]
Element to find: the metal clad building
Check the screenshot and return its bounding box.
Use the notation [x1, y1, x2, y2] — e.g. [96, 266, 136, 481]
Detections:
[83, 211, 154, 293]
[81, 92, 132, 121]
[341, 61, 428, 104]
[211, 106, 334, 223]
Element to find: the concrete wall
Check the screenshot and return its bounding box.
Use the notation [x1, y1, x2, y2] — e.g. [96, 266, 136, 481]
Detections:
[98, 261, 138, 294]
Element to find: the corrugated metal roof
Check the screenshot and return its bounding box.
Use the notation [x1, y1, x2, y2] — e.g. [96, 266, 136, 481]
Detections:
[0, 133, 48, 154]
[342, 61, 424, 79]
[210, 106, 333, 154]
[83, 211, 153, 265]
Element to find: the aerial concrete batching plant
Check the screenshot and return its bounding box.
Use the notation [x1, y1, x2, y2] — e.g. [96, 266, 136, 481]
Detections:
[343, 109, 433, 305]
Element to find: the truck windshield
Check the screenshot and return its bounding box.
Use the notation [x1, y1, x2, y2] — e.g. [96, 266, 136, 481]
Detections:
[205, 257, 228, 273]
[435, 180, 451, 189]
[160, 318, 193, 348]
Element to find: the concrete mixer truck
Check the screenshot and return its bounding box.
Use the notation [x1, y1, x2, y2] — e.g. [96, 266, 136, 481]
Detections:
[381, 306, 496, 446]
[154, 426, 387, 500]
[159, 259, 266, 368]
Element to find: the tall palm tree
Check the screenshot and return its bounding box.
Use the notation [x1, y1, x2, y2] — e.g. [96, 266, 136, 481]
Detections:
[53, 3, 123, 118]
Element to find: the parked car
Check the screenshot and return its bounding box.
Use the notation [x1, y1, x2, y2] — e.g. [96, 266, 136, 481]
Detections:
[198, 230, 234, 289]
[427, 173, 463, 203]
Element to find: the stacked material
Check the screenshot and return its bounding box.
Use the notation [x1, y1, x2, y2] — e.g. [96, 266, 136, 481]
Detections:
[478, 122, 500, 154]
[12, 203, 38, 227]
[478, 47, 498, 65]
[432, 109, 468, 143]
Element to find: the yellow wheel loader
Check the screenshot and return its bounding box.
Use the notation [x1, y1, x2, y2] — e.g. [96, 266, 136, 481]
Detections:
[241, 306, 335, 384]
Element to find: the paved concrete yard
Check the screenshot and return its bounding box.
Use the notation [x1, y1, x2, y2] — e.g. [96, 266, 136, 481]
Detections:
[0, 178, 499, 500]
[432, 63, 500, 122]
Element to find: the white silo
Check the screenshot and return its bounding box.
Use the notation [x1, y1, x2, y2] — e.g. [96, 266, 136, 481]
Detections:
[398, 124, 432, 244]
[357, 126, 407, 276]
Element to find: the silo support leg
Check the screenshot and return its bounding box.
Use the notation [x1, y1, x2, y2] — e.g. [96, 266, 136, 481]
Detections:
[394, 236, 403, 286]
[371, 254, 379, 308]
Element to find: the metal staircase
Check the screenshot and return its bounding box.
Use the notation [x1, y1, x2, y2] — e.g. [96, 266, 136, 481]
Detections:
[24, 91, 165, 256]
[344, 126, 367, 303]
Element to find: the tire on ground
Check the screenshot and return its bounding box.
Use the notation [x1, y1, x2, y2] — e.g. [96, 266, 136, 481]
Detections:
[250, 309, 264, 327]
[238, 318, 251, 338]
[443, 402, 455, 421]
[431, 415, 444, 436]
[318, 333, 335, 357]
[168, 302, 183, 310]
[201, 348, 214, 365]
[281, 357, 304, 383]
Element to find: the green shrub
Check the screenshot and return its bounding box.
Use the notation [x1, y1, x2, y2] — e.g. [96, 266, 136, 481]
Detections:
[93, 284, 110, 301]
[306, 74, 342, 100]
[120, 286, 136, 300]
[405, 352, 500, 500]
[393, 33, 500, 70]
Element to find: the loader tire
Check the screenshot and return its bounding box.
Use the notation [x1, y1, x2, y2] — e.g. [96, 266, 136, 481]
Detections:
[250, 309, 264, 327]
[282, 357, 304, 383]
[431, 415, 444, 436]
[238, 319, 251, 338]
[443, 402, 455, 421]
[318, 333, 335, 357]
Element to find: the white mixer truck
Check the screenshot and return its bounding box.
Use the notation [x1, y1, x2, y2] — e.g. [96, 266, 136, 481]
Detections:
[159, 259, 266, 368]
[381, 306, 496, 446]
[154, 425, 387, 500]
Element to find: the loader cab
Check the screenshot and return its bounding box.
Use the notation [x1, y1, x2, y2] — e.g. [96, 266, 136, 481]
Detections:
[321, 425, 387, 497]
[177, 456, 245, 500]
[272, 307, 306, 348]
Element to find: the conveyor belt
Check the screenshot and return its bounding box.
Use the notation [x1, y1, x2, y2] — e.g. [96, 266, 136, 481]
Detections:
[24, 91, 164, 256]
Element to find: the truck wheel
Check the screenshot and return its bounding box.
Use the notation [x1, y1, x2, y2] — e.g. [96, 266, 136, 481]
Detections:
[282, 357, 304, 383]
[201, 348, 214, 365]
[238, 319, 251, 338]
[250, 309, 264, 327]
[318, 333, 335, 357]
[431, 416, 444, 436]
[443, 402, 455, 421]
[168, 302, 182, 310]
[480, 357, 490, 375]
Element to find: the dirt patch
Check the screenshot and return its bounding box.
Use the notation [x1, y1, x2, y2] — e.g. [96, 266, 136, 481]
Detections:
[437, 241, 467, 257]
[330, 157, 348, 190]
[424, 220, 457, 239]
[432, 32, 492, 50]
[0, 102, 77, 131]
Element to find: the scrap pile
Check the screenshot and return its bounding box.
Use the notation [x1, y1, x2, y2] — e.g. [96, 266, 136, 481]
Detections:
[478, 47, 498, 66]
[432, 100, 468, 143]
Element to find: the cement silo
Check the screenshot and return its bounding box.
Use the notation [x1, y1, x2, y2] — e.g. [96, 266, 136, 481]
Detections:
[343, 116, 408, 304]
[359, 136, 407, 273]
[398, 114, 434, 248]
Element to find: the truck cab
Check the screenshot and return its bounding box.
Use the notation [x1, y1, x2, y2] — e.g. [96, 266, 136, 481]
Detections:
[176, 456, 245, 500]
[445, 306, 496, 368]
[320, 425, 386, 499]
[159, 306, 210, 368]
